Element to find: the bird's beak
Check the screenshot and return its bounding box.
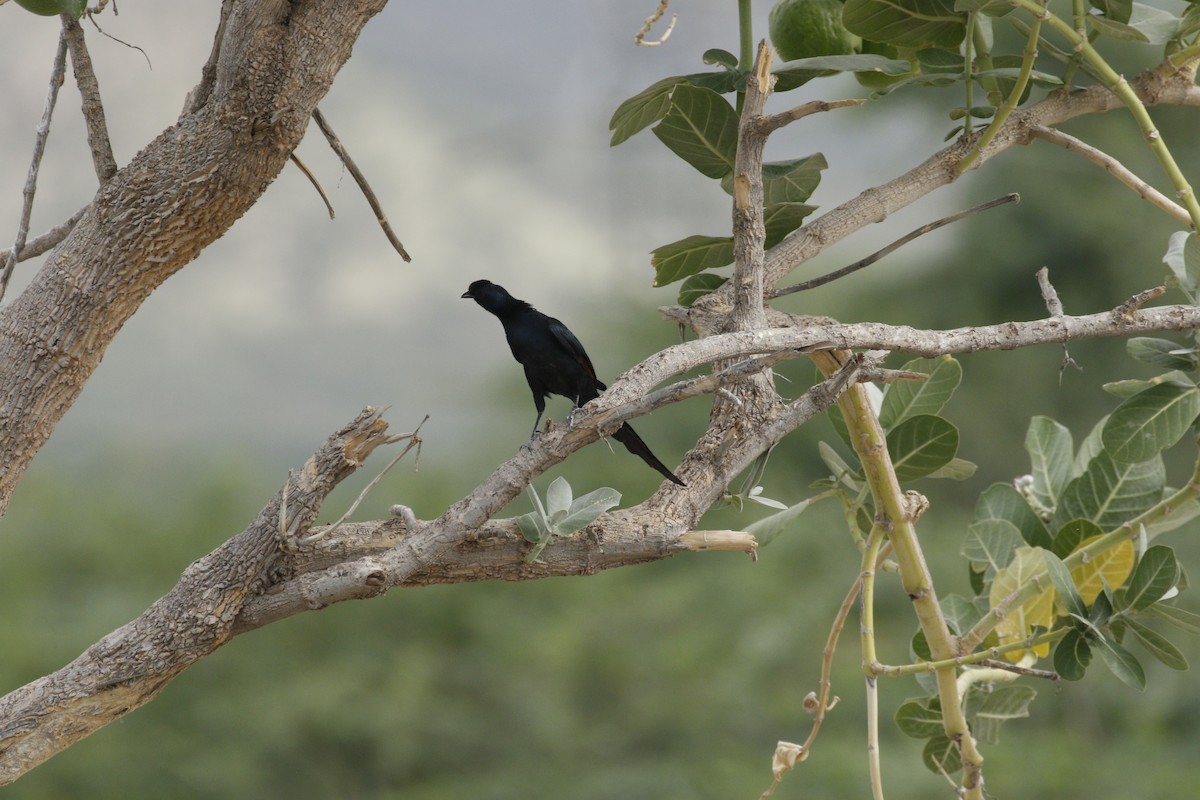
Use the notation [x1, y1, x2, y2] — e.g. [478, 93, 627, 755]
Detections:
[460, 291, 473, 299]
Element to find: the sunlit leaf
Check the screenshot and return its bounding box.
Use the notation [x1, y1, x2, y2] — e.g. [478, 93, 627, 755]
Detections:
[545, 476, 573, 520]
[745, 496, 823, 547]
[1069, 535, 1135, 606]
[555, 486, 622, 533]
[990, 547, 1055, 662]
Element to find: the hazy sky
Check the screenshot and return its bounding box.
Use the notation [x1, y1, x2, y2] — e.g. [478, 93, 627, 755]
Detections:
[0, 2, 961, 468]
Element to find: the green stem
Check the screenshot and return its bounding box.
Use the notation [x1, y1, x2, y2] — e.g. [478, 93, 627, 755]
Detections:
[872, 628, 1069, 677]
[958, 10, 1042, 173]
[1006, 0, 1200, 231]
[860, 524, 887, 671]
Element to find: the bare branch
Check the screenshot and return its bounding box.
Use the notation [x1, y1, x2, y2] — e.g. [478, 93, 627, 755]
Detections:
[1031, 125, 1192, 226]
[634, 0, 675, 46]
[0, 29, 68, 303]
[63, 15, 118, 182]
[310, 107, 412, 261]
[773, 194, 1019, 298]
[756, 98, 865, 138]
[289, 152, 336, 219]
[0, 408, 393, 783]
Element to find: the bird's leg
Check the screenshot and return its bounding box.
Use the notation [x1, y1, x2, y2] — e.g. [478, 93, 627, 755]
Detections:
[527, 409, 545, 444]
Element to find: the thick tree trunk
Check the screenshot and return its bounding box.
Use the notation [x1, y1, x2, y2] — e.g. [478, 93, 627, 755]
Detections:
[0, 0, 388, 515]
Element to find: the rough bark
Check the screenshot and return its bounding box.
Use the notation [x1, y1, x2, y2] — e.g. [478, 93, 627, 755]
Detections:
[0, 0, 388, 514]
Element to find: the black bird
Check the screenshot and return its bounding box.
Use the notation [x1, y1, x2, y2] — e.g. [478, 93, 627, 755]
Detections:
[461, 279, 685, 486]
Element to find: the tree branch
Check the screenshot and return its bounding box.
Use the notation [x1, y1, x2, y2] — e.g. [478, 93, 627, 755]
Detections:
[0, 408, 392, 784]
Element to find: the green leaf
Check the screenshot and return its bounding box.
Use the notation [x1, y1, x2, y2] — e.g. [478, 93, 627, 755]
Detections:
[843, 0, 967, 48]
[755, 154, 828, 206]
[609, 72, 741, 146]
[886, 414, 959, 482]
[1024, 416, 1074, 514]
[971, 685, 1036, 745]
[955, 0, 1015, 16]
[14, 0, 86, 17]
[1104, 371, 1196, 399]
[555, 486, 621, 534]
[764, 202, 817, 249]
[677, 273, 728, 306]
[941, 594, 983, 634]
[922, 733, 961, 774]
[1073, 416, 1107, 478]
[1125, 338, 1198, 370]
[651, 235, 734, 287]
[1052, 453, 1166, 531]
[1124, 545, 1179, 611]
[1147, 602, 1200, 634]
[926, 457, 977, 480]
[1101, 382, 1200, 463]
[746, 496, 822, 547]
[702, 48, 739, 69]
[1089, 3, 1181, 44]
[878, 355, 962, 429]
[772, 54, 914, 74]
[1091, 0, 1133, 25]
[772, 65, 837, 92]
[1042, 549, 1087, 619]
[895, 698, 943, 738]
[545, 476, 573, 520]
[1093, 635, 1147, 690]
[1054, 627, 1092, 681]
[515, 512, 549, 544]
[962, 519, 1024, 575]
[651, 84, 738, 179]
[975, 483, 1053, 549]
[1051, 518, 1102, 560]
[1124, 617, 1189, 670]
[1163, 230, 1200, 296]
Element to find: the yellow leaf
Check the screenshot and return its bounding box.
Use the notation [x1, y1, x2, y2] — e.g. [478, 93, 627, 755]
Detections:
[989, 547, 1054, 663]
[1069, 535, 1135, 605]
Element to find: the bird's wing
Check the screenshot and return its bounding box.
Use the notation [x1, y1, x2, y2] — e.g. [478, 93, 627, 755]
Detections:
[547, 316, 599, 383]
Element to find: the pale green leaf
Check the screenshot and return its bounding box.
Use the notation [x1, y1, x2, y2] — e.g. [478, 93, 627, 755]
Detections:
[1124, 545, 1179, 611]
[1052, 453, 1165, 531]
[972, 685, 1036, 745]
[975, 483, 1052, 549]
[962, 519, 1024, 574]
[1093, 636, 1146, 690]
[1025, 416, 1073, 512]
[843, 0, 967, 48]
[1163, 230, 1200, 296]
[1124, 617, 1189, 670]
[555, 487, 622, 534]
[1101, 382, 1200, 463]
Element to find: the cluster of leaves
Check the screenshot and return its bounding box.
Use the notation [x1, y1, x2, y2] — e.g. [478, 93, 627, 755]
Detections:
[893, 233, 1200, 770]
[515, 477, 621, 563]
[608, 0, 1200, 305]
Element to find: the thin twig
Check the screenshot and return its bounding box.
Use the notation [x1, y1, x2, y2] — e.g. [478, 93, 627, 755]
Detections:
[311, 107, 412, 262]
[756, 98, 865, 137]
[1036, 267, 1080, 378]
[1112, 285, 1166, 322]
[290, 153, 335, 219]
[2, 207, 85, 269]
[85, 9, 151, 69]
[301, 417, 427, 544]
[1030, 125, 1192, 226]
[772, 194, 1020, 298]
[972, 659, 1060, 681]
[634, 0, 675, 46]
[1, 29, 69, 304]
[63, 15, 118, 182]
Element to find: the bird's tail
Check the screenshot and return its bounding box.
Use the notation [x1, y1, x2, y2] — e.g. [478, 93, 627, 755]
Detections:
[611, 422, 686, 486]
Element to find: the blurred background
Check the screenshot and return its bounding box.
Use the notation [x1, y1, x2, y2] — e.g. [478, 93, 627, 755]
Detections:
[1, 1, 1198, 798]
